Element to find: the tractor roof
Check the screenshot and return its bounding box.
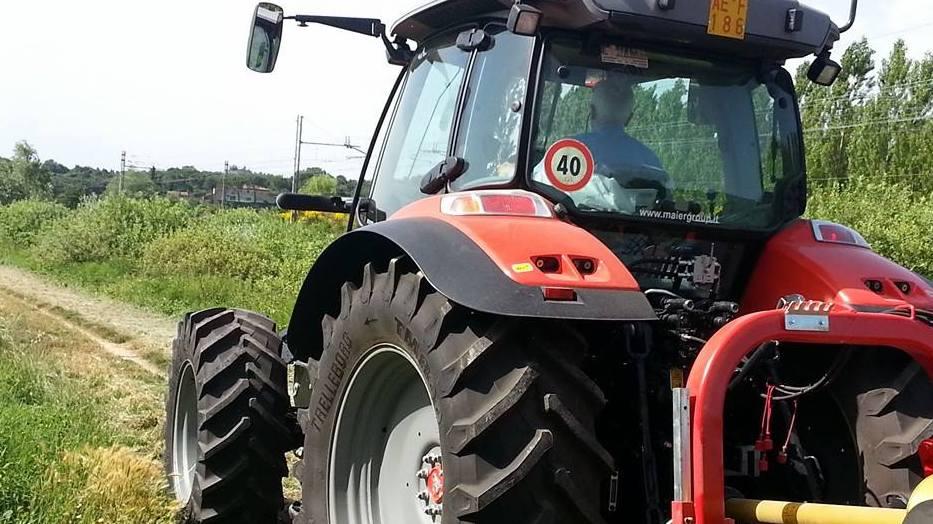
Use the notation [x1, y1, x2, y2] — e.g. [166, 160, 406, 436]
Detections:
[392, 0, 839, 61]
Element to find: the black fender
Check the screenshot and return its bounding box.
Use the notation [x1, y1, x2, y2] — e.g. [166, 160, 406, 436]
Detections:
[285, 217, 655, 362]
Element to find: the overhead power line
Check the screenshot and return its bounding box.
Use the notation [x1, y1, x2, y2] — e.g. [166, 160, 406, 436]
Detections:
[804, 113, 933, 132]
[800, 79, 933, 105]
[869, 21, 933, 40]
[809, 172, 933, 182]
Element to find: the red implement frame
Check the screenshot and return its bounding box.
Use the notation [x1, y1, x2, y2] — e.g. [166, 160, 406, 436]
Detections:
[675, 304, 933, 524]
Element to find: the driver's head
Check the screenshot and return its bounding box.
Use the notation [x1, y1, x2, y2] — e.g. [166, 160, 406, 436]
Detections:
[590, 78, 635, 131]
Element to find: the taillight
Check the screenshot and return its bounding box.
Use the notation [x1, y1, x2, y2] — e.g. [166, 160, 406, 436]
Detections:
[542, 287, 577, 302]
[919, 439, 933, 477]
[810, 220, 870, 248]
[441, 191, 552, 218]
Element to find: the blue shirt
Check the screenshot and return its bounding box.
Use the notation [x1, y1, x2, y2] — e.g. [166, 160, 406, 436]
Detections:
[574, 126, 663, 175]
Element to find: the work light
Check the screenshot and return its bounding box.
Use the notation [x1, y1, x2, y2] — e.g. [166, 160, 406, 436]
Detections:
[507, 2, 542, 36]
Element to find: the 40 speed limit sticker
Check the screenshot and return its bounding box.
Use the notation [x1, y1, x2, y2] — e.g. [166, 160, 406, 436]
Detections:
[544, 138, 594, 192]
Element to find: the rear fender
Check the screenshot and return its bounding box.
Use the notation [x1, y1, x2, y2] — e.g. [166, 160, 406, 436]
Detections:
[286, 194, 655, 361]
[742, 219, 933, 313]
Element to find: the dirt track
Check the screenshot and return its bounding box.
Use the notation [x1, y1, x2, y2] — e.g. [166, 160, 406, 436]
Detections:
[0, 265, 175, 375]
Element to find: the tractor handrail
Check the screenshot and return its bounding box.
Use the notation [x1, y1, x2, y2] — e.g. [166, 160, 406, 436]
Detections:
[682, 306, 933, 524]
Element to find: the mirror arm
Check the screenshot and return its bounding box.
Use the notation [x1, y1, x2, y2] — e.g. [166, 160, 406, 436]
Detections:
[838, 0, 858, 33]
[286, 15, 385, 37]
[276, 193, 352, 213]
[285, 14, 412, 66]
[381, 33, 414, 67]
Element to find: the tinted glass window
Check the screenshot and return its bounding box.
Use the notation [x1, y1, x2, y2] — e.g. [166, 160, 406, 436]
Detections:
[530, 38, 802, 230]
[451, 29, 535, 190]
[371, 36, 469, 216]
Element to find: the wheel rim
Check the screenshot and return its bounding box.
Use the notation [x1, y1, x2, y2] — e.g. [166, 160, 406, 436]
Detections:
[171, 361, 198, 503]
[329, 345, 443, 524]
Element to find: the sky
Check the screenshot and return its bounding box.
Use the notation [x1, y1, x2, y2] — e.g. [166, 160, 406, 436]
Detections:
[1, 0, 931, 180]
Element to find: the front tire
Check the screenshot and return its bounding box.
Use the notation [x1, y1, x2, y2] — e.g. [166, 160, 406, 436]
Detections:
[300, 259, 614, 524]
[165, 309, 295, 523]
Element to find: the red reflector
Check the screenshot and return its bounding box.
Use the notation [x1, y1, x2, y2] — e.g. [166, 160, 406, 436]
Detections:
[542, 287, 577, 302]
[919, 439, 933, 477]
[818, 224, 858, 244]
[478, 194, 537, 215]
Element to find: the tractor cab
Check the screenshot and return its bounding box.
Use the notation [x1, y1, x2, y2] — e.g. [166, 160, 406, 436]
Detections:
[373, 0, 835, 229]
[377, 0, 847, 307]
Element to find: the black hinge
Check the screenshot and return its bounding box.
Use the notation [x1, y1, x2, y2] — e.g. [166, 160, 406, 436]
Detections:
[420, 156, 466, 195]
[456, 28, 493, 52]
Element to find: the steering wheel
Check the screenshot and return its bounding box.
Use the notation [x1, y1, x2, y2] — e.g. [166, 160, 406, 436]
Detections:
[604, 164, 672, 205]
[623, 177, 669, 202]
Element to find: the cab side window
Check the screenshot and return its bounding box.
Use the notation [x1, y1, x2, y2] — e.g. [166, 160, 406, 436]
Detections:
[371, 34, 469, 216]
[451, 28, 535, 190]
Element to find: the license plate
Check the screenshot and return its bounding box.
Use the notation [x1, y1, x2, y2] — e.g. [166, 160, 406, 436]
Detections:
[707, 0, 748, 40]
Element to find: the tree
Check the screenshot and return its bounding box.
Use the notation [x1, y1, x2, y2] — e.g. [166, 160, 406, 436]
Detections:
[0, 141, 52, 204]
[300, 173, 337, 195]
[106, 170, 158, 197]
[298, 167, 355, 196]
[42, 159, 69, 175]
[798, 38, 933, 193]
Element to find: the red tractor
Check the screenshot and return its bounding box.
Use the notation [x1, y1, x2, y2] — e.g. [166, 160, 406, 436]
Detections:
[165, 1, 933, 523]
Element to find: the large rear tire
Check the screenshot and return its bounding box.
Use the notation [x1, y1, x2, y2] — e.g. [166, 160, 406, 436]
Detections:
[165, 308, 296, 523]
[839, 349, 933, 508]
[300, 259, 614, 523]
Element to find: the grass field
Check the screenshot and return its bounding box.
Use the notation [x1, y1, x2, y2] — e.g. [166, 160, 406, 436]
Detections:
[0, 197, 345, 326]
[0, 292, 175, 523]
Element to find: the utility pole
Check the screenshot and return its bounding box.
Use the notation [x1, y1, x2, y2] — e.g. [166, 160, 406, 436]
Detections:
[222, 161, 229, 208]
[120, 151, 126, 194]
[293, 115, 304, 193]
[292, 115, 304, 222]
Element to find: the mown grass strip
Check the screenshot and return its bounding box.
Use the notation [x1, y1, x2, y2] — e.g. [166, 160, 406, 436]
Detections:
[0, 298, 176, 523]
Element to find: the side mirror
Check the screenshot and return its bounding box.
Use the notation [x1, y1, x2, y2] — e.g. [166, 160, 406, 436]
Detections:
[687, 81, 714, 125]
[247, 3, 284, 73]
[276, 193, 352, 213]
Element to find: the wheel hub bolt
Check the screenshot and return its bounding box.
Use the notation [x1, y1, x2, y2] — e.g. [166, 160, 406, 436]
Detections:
[418, 448, 444, 519]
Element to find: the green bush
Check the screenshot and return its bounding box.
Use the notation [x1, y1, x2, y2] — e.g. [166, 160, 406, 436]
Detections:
[30, 197, 199, 266]
[141, 209, 339, 281]
[0, 199, 68, 247]
[808, 179, 933, 278]
[138, 209, 342, 321]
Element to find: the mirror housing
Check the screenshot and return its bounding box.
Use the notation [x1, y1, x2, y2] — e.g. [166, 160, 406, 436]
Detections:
[807, 52, 842, 86]
[687, 81, 715, 125]
[276, 193, 352, 214]
[247, 3, 284, 73]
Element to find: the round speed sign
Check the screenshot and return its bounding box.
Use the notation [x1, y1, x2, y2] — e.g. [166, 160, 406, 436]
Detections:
[544, 138, 594, 192]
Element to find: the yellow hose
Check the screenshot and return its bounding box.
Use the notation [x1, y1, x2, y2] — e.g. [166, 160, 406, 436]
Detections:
[725, 498, 906, 524]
